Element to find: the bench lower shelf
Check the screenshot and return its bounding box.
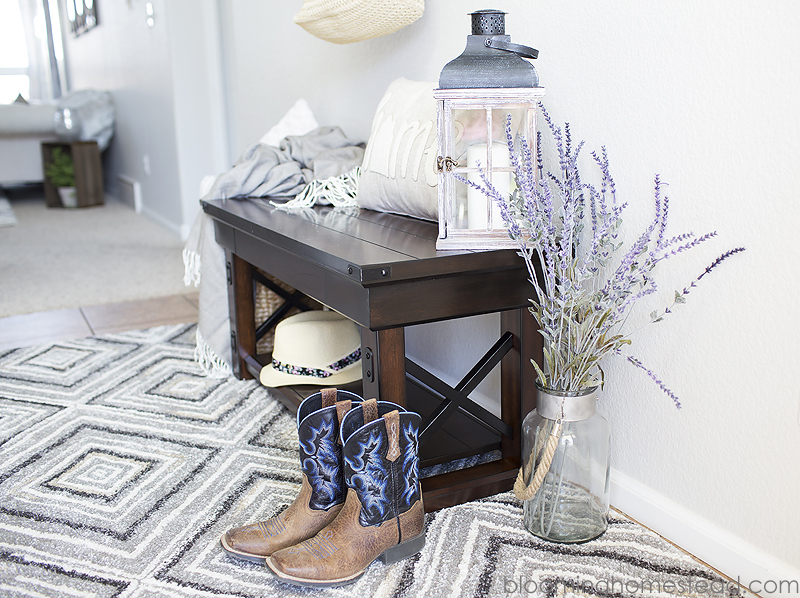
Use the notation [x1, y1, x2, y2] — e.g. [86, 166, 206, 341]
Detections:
[261, 364, 503, 468]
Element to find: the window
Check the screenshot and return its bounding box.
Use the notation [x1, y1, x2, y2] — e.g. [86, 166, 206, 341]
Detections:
[0, 0, 30, 103]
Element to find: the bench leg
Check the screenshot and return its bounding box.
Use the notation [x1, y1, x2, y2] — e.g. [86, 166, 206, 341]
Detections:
[499, 308, 526, 468]
[360, 327, 406, 408]
[226, 251, 256, 380]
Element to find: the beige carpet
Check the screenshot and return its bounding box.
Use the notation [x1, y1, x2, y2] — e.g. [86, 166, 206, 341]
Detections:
[0, 188, 193, 317]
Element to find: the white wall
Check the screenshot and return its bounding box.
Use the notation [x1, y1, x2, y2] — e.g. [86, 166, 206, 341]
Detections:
[217, 0, 800, 580]
[61, 0, 182, 230]
[60, 0, 227, 237]
[165, 0, 229, 237]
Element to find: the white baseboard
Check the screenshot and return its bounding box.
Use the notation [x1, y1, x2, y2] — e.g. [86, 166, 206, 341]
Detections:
[116, 174, 142, 213]
[610, 469, 800, 596]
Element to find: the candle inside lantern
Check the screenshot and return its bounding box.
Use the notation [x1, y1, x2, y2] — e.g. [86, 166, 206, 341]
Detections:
[467, 142, 511, 230]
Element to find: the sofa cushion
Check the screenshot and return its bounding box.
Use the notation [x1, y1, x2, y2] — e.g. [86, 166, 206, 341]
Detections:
[0, 102, 57, 136]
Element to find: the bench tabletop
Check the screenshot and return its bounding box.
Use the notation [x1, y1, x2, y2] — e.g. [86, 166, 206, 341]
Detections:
[202, 198, 526, 287]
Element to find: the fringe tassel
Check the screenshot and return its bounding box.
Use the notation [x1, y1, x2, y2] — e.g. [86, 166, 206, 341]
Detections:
[274, 166, 360, 210]
[182, 247, 202, 287]
[194, 328, 232, 378]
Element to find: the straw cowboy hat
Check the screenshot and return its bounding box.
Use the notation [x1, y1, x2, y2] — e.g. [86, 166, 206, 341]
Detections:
[259, 310, 362, 387]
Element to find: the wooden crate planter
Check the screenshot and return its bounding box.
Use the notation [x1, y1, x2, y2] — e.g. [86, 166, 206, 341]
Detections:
[41, 141, 104, 208]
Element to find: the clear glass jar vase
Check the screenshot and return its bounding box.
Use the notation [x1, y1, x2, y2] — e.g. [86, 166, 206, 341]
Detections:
[518, 382, 611, 543]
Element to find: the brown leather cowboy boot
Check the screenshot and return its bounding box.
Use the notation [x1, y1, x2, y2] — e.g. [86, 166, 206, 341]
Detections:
[220, 388, 360, 562]
[266, 398, 425, 587]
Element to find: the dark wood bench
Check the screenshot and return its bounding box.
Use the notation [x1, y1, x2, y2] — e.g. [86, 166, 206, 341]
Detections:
[202, 198, 542, 511]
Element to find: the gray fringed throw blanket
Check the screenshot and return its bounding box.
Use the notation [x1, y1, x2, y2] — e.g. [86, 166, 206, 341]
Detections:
[202, 126, 364, 200]
[183, 127, 365, 376]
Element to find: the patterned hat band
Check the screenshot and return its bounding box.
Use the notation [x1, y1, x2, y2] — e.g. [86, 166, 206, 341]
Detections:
[271, 348, 361, 379]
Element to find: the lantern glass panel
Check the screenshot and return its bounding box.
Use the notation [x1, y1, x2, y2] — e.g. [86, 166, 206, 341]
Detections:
[450, 106, 526, 231]
[451, 183, 469, 230]
[435, 87, 544, 250]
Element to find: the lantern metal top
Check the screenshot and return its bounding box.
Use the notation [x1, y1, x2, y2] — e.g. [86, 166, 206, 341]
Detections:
[439, 9, 540, 90]
[471, 9, 506, 35]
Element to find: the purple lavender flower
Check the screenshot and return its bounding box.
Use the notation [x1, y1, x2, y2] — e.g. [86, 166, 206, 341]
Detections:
[463, 104, 744, 404]
[626, 356, 682, 409]
[697, 247, 746, 281]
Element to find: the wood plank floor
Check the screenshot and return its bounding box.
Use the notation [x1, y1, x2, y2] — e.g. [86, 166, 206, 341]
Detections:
[0, 292, 199, 350]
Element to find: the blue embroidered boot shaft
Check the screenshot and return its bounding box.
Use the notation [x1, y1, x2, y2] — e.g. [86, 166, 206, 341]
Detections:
[220, 388, 361, 562]
[266, 399, 425, 587]
[297, 389, 359, 510]
[340, 399, 422, 527]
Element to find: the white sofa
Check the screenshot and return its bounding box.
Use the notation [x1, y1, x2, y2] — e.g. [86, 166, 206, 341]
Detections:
[0, 101, 59, 184]
[0, 91, 115, 185]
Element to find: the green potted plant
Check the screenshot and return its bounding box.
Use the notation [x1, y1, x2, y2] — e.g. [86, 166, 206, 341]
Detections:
[464, 106, 745, 543]
[45, 147, 78, 208]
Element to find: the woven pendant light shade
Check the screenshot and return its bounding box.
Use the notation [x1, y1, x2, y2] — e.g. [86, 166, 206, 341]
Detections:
[293, 0, 425, 44]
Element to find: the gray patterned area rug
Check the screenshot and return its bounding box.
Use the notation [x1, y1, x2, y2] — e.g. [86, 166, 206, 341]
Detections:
[0, 324, 746, 597]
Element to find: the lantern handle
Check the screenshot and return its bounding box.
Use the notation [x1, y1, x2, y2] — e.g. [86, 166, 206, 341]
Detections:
[484, 38, 539, 60]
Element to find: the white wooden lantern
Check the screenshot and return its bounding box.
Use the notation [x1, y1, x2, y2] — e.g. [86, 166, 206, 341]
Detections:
[435, 9, 545, 251]
[435, 87, 545, 250]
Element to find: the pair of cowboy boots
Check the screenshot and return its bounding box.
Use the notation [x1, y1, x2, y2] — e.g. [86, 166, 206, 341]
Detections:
[221, 388, 425, 588]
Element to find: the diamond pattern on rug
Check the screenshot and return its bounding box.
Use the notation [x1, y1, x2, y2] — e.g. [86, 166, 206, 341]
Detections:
[24, 345, 95, 370]
[153, 452, 305, 596]
[0, 324, 749, 597]
[0, 422, 219, 542]
[427, 497, 731, 598]
[42, 448, 158, 502]
[147, 370, 224, 402]
[0, 398, 64, 448]
[0, 551, 128, 598]
[0, 337, 141, 401]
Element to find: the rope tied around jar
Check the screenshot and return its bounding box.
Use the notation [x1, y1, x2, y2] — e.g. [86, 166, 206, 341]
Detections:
[513, 399, 565, 502]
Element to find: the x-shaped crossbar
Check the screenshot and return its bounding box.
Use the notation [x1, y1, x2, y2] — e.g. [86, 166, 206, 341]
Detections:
[406, 331, 515, 446]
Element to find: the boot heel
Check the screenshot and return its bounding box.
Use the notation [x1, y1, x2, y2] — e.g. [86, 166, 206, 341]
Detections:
[380, 532, 425, 565]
